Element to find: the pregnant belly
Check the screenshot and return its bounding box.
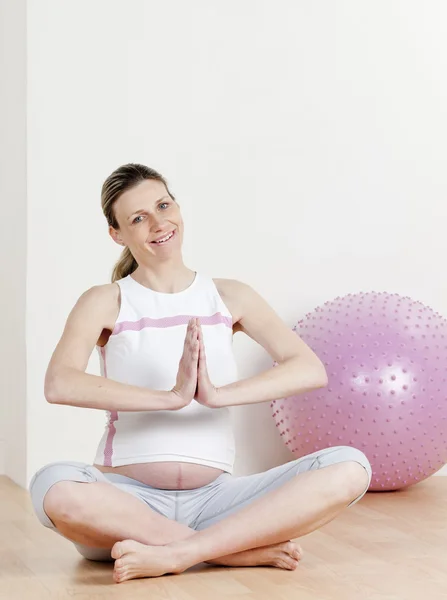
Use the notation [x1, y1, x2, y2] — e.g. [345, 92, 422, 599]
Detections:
[94, 461, 224, 490]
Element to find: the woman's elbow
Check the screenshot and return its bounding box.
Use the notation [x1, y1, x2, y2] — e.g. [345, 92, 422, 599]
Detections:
[44, 383, 59, 404]
[289, 355, 328, 390]
[315, 369, 328, 388]
[44, 370, 64, 404]
[311, 359, 328, 389]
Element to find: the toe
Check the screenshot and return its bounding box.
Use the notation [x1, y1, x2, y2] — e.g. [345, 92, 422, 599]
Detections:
[111, 542, 123, 560]
[284, 541, 297, 554]
[285, 541, 303, 561]
[115, 568, 131, 584]
[285, 556, 299, 570]
[277, 556, 297, 570]
[290, 558, 299, 570]
[112, 539, 145, 560]
[113, 570, 122, 583]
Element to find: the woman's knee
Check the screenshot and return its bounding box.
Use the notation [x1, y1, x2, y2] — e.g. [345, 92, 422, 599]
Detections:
[43, 480, 91, 525]
[317, 446, 372, 504]
[340, 460, 371, 505]
[29, 461, 105, 528]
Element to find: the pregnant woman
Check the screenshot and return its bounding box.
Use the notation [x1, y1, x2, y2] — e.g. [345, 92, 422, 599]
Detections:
[29, 163, 371, 583]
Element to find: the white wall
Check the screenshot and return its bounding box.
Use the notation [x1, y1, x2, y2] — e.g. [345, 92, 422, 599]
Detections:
[5, 0, 446, 485]
[0, 0, 27, 486]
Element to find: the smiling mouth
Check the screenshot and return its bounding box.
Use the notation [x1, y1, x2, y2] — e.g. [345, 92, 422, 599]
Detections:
[150, 230, 176, 245]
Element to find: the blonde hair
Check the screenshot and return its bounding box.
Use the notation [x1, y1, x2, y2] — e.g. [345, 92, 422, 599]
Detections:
[101, 163, 176, 282]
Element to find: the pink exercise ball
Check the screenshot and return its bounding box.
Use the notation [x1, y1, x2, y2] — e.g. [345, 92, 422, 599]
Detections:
[272, 291, 447, 491]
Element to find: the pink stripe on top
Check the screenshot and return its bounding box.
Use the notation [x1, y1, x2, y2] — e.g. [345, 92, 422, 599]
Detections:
[100, 346, 118, 467]
[112, 312, 232, 336]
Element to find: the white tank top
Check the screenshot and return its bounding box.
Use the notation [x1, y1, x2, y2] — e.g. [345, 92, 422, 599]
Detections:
[93, 272, 238, 473]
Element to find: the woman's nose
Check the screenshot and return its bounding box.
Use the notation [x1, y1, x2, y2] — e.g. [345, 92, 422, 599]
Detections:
[149, 213, 165, 230]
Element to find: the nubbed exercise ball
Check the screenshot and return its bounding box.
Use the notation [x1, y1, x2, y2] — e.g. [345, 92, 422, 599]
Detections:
[272, 292, 447, 491]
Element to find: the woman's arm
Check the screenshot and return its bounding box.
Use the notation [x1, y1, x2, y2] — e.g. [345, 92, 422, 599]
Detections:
[212, 279, 328, 408]
[45, 285, 184, 411]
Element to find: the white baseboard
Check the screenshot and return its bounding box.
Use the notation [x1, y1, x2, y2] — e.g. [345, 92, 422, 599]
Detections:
[434, 464, 447, 476]
[0, 439, 4, 475]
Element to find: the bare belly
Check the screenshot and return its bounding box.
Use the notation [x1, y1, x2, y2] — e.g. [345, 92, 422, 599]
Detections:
[94, 461, 224, 490]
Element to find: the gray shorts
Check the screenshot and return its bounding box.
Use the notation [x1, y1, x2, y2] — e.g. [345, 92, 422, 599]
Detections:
[29, 445, 371, 561]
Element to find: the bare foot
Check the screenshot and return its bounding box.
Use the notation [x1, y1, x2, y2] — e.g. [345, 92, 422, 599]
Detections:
[112, 540, 184, 582]
[111, 539, 303, 583]
[208, 540, 303, 570]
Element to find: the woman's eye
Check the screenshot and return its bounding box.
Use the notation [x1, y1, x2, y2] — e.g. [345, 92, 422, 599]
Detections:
[160, 202, 169, 210]
[133, 215, 144, 224]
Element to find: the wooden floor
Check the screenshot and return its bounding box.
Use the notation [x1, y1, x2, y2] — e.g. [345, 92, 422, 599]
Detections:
[1, 476, 447, 600]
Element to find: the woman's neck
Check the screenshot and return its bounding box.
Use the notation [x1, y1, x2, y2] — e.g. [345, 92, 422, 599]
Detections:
[131, 262, 196, 294]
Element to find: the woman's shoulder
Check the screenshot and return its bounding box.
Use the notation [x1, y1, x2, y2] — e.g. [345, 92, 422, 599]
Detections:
[80, 281, 120, 303]
[76, 282, 121, 331]
[213, 277, 250, 296]
[212, 278, 253, 324]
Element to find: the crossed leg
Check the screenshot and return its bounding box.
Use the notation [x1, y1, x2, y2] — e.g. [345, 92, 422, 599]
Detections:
[112, 459, 370, 582]
[34, 447, 371, 583]
[43, 479, 303, 572]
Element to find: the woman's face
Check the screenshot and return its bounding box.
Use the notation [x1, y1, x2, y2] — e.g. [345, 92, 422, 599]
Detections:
[110, 179, 184, 262]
